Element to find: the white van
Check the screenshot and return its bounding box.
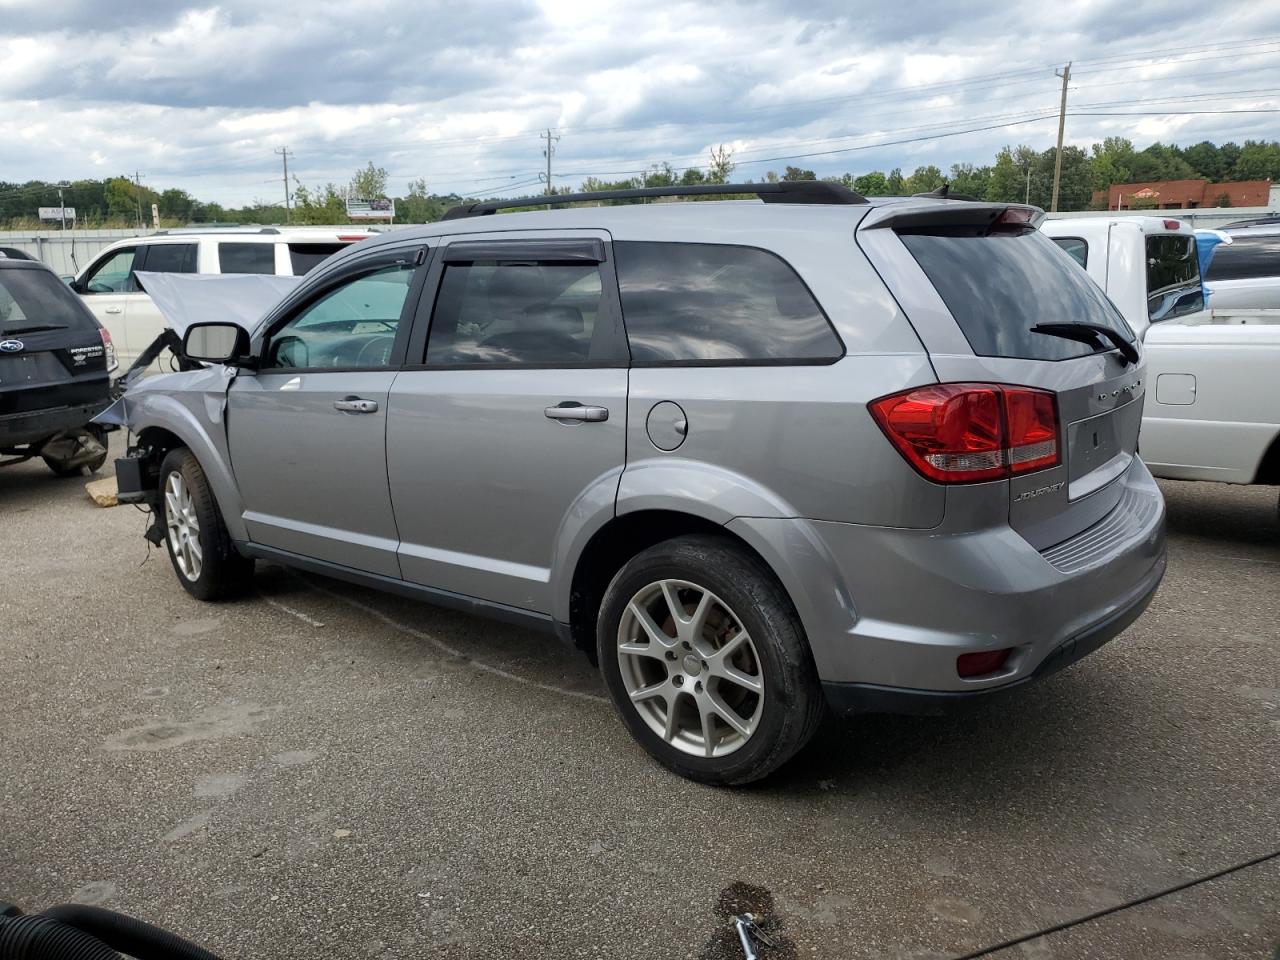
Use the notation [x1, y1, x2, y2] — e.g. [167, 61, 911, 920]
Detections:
[70, 227, 374, 367]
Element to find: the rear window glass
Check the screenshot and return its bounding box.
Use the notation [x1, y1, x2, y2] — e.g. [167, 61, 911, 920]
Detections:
[142, 243, 197, 274]
[898, 226, 1133, 361]
[1146, 235, 1203, 322]
[218, 242, 276, 275]
[613, 241, 842, 363]
[0, 268, 96, 333]
[289, 243, 348, 275]
[1204, 234, 1280, 282]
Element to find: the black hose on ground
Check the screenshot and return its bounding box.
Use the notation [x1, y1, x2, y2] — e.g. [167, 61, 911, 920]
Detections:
[0, 913, 121, 960]
[39, 905, 222, 960]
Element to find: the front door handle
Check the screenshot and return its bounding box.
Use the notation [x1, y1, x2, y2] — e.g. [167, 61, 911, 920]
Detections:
[544, 402, 609, 422]
[334, 397, 379, 414]
[104, 306, 123, 315]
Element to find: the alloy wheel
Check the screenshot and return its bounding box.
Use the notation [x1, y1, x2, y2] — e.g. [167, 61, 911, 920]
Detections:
[616, 579, 765, 758]
[164, 470, 203, 581]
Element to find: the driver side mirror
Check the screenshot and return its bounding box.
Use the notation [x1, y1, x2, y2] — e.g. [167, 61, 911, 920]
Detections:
[183, 322, 253, 366]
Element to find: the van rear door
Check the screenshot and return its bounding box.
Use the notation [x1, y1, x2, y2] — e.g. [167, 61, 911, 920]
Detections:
[859, 203, 1147, 550]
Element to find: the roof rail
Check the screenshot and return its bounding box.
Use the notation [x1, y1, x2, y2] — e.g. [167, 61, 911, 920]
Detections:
[441, 180, 868, 220]
[153, 227, 281, 235]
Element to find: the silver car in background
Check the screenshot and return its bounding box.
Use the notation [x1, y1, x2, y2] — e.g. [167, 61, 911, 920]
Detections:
[107, 182, 1166, 784]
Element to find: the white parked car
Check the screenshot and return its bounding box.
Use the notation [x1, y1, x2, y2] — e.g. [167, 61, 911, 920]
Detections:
[70, 227, 374, 368]
[1202, 224, 1280, 309]
[1042, 216, 1280, 489]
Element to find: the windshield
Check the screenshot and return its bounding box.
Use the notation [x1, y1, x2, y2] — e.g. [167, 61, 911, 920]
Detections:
[0, 267, 97, 333]
[899, 225, 1134, 361]
[1146, 234, 1203, 322]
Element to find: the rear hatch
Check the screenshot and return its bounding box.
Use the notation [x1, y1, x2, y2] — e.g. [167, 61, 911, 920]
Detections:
[0, 264, 112, 418]
[858, 202, 1145, 549]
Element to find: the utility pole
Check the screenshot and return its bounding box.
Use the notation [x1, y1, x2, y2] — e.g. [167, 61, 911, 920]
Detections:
[133, 171, 144, 229]
[274, 147, 294, 222]
[57, 183, 67, 232]
[1050, 62, 1071, 212]
[1025, 167, 1031, 204]
[541, 128, 560, 199]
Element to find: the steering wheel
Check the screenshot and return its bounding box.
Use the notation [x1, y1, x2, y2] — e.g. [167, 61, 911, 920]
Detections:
[354, 335, 395, 367]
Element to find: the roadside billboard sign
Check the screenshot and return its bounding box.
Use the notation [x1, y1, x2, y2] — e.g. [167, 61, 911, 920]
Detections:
[346, 198, 395, 220]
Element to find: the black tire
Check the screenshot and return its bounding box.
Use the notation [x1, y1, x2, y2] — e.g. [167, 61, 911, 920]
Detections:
[42, 425, 109, 477]
[597, 534, 825, 785]
[158, 448, 254, 601]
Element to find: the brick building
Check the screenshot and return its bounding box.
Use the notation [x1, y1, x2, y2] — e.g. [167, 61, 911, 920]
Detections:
[1095, 178, 1272, 210]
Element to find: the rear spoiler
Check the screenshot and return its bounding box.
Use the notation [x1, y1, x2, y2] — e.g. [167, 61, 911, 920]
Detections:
[858, 201, 1045, 231]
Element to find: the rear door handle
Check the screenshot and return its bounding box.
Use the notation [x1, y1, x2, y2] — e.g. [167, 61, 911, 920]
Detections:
[334, 397, 379, 414]
[104, 307, 123, 315]
[544, 402, 609, 422]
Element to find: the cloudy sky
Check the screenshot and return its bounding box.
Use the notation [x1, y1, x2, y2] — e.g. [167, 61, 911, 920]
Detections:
[2, 0, 1279, 205]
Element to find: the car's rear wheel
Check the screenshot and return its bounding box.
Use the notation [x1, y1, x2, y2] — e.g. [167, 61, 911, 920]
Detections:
[159, 448, 254, 601]
[597, 535, 825, 785]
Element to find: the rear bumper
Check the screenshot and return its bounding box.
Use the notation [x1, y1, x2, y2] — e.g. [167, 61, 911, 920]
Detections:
[0, 402, 108, 449]
[727, 456, 1166, 706]
[821, 552, 1163, 715]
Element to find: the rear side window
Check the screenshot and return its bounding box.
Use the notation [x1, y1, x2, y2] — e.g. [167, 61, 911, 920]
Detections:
[289, 243, 348, 275]
[141, 243, 197, 274]
[426, 261, 609, 366]
[1146, 235, 1203, 322]
[218, 242, 276, 275]
[0, 268, 96, 332]
[1051, 236, 1088, 268]
[1204, 234, 1280, 282]
[899, 226, 1133, 361]
[613, 241, 842, 363]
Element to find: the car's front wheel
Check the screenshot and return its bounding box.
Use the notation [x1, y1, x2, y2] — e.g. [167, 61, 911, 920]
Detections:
[597, 534, 825, 785]
[159, 448, 254, 601]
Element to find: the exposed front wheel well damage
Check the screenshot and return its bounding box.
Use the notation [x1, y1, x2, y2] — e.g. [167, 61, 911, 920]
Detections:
[566, 509, 791, 665]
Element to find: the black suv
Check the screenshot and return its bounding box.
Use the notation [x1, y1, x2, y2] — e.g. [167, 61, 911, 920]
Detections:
[0, 251, 115, 476]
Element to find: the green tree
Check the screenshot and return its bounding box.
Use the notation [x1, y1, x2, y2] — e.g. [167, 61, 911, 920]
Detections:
[349, 162, 387, 199]
[948, 163, 992, 199]
[1089, 136, 1135, 192]
[103, 176, 140, 221]
[987, 148, 1022, 201]
[852, 171, 888, 195]
[680, 167, 706, 185]
[157, 188, 194, 222]
[707, 144, 735, 184]
[642, 162, 678, 187]
[781, 165, 816, 181]
[885, 168, 905, 194]
[903, 165, 945, 194]
[1230, 140, 1280, 181]
[1129, 142, 1195, 181]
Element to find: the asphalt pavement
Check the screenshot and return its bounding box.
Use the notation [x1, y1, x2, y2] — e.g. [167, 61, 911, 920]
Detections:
[2, 440, 1277, 959]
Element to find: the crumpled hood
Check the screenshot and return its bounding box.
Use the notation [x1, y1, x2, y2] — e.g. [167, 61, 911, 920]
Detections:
[135, 271, 303, 337]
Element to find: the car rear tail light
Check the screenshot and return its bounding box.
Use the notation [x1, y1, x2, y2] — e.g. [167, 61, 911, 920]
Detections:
[337, 235, 369, 242]
[994, 207, 1035, 227]
[869, 383, 1060, 484]
[1162, 219, 1183, 230]
[957, 648, 1013, 677]
[99, 328, 118, 373]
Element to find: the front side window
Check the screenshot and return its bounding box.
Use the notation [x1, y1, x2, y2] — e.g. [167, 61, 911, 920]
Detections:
[425, 261, 607, 366]
[1204, 235, 1280, 282]
[1146, 235, 1203, 322]
[82, 248, 137, 294]
[218, 242, 276, 275]
[141, 243, 197, 274]
[613, 242, 842, 363]
[264, 264, 413, 370]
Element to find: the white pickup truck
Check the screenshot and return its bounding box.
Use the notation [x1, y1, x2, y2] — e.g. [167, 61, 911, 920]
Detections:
[1041, 216, 1280, 488]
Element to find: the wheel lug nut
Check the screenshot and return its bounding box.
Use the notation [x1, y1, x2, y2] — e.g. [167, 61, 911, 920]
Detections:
[694, 681, 703, 693]
[682, 641, 691, 651]
[665, 651, 676, 661]
[673, 676, 683, 686]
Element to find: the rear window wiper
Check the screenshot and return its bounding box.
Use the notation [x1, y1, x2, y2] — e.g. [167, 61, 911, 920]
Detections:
[1030, 322, 1139, 365]
[2, 323, 68, 334]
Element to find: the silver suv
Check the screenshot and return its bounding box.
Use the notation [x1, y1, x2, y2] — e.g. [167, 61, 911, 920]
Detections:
[108, 182, 1167, 785]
